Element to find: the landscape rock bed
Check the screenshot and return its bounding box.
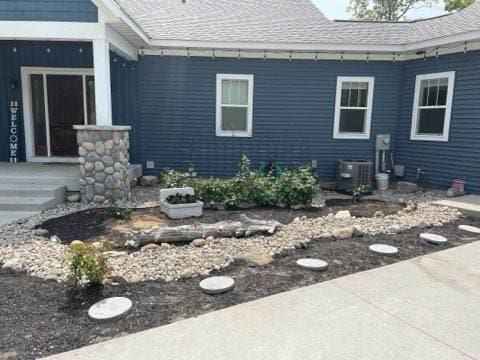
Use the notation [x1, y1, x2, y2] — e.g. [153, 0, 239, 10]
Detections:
[1, 217, 479, 360]
[0, 202, 463, 282]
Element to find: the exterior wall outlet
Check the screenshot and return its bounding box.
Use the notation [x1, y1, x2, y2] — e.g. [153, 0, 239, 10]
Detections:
[311, 160, 318, 169]
[146, 161, 155, 169]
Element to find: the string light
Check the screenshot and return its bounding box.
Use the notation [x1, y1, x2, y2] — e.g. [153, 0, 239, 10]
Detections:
[315, 51, 318, 62]
[12, 47, 17, 53]
[263, 50, 267, 61]
[160, 48, 164, 57]
[46, 48, 51, 53]
[238, 49, 241, 60]
[340, 51, 344, 62]
[366, 52, 370, 62]
[392, 52, 396, 63]
[423, 51, 427, 61]
[435, 47, 439, 58]
[186, 48, 190, 58]
[289, 51, 292, 62]
[79, 48, 83, 53]
[464, 41, 468, 53]
[212, 48, 215, 60]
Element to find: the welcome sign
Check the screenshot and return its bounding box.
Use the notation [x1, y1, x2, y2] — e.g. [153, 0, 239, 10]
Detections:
[9, 100, 19, 163]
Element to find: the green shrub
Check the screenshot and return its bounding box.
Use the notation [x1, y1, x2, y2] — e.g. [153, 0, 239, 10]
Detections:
[159, 156, 317, 208]
[65, 242, 108, 287]
[106, 204, 132, 220]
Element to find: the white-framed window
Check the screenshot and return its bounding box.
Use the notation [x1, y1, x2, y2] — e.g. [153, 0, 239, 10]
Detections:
[333, 76, 374, 140]
[216, 74, 254, 137]
[410, 71, 455, 142]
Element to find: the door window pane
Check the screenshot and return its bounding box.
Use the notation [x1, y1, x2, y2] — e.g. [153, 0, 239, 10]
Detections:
[31, 74, 48, 156]
[86, 76, 96, 125]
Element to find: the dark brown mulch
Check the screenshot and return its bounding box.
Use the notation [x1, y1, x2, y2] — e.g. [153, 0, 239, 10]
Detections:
[2, 217, 480, 360]
[38, 200, 404, 244]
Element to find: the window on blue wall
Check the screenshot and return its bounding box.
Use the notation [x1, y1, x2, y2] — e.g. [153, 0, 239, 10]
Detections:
[333, 77, 374, 140]
[216, 74, 254, 137]
[411, 71, 455, 142]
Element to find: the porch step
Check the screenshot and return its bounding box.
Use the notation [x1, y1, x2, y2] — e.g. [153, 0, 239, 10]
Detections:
[0, 184, 67, 203]
[0, 211, 40, 225]
[0, 196, 59, 212]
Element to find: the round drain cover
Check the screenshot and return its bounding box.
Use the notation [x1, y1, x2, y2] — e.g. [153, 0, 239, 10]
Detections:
[458, 225, 480, 234]
[199, 276, 235, 295]
[296, 258, 328, 271]
[88, 297, 132, 322]
[420, 233, 448, 245]
[369, 244, 399, 255]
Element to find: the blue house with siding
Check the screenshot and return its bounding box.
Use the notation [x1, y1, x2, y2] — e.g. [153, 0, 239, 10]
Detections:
[0, 0, 480, 196]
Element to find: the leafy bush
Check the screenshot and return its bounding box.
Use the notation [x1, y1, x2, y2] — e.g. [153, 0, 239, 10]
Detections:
[166, 193, 197, 205]
[352, 185, 371, 204]
[106, 204, 132, 220]
[65, 242, 108, 287]
[160, 156, 317, 208]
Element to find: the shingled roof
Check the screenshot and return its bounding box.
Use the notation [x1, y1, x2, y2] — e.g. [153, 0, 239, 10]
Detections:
[112, 0, 480, 46]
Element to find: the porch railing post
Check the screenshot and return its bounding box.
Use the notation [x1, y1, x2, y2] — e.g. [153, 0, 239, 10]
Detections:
[93, 38, 113, 126]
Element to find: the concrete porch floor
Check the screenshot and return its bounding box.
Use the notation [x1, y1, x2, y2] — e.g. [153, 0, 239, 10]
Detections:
[435, 195, 480, 218]
[0, 162, 80, 192]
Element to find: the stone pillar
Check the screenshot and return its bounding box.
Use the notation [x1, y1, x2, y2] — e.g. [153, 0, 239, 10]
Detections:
[74, 125, 131, 204]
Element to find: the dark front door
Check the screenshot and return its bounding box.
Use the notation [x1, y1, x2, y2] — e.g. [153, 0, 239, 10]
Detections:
[47, 75, 85, 156]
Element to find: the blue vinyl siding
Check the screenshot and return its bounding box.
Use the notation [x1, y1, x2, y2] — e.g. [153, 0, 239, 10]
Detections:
[396, 50, 480, 193]
[0, 41, 135, 162]
[0, 41, 94, 162]
[111, 54, 139, 163]
[0, 0, 97, 22]
[135, 56, 402, 179]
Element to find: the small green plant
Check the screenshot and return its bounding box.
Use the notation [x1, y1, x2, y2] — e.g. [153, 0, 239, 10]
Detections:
[166, 193, 197, 205]
[106, 203, 132, 220]
[352, 185, 371, 204]
[65, 242, 108, 287]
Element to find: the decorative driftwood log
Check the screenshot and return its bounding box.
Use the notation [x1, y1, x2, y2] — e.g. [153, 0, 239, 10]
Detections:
[125, 214, 283, 248]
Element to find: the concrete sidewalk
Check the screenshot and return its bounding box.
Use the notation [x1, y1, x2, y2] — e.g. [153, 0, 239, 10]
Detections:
[46, 242, 480, 360]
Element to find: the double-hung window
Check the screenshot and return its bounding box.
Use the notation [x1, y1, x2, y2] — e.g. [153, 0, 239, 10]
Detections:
[333, 77, 374, 139]
[216, 74, 253, 137]
[411, 71, 455, 142]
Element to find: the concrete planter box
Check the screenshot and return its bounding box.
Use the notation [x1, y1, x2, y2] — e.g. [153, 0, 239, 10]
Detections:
[160, 187, 203, 219]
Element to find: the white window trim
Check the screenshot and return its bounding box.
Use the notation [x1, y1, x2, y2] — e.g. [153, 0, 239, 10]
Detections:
[333, 76, 374, 140]
[21, 67, 94, 163]
[216, 74, 254, 137]
[410, 71, 455, 142]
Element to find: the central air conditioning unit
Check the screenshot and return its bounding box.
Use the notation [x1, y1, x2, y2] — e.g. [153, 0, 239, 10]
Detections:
[336, 159, 374, 192]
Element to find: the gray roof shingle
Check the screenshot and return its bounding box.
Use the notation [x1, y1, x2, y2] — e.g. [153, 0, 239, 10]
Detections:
[113, 0, 480, 45]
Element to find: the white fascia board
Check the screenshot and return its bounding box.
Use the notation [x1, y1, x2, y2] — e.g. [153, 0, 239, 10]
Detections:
[92, 0, 150, 45]
[149, 39, 404, 53]
[106, 25, 138, 60]
[0, 21, 103, 41]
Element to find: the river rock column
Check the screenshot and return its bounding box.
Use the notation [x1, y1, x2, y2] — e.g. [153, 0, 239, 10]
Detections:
[74, 125, 132, 204]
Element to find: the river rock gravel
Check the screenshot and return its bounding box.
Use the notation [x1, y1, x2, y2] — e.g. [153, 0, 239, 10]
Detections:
[0, 200, 461, 283]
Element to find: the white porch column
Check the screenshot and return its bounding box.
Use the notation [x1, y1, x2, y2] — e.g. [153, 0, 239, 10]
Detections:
[93, 38, 113, 126]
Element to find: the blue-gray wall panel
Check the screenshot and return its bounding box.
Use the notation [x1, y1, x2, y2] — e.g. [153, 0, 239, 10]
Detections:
[396, 51, 480, 193]
[136, 56, 402, 178]
[0, 0, 97, 22]
[0, 41, 94, 162]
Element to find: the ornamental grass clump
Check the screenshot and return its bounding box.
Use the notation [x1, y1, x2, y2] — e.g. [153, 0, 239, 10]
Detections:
[160, 155, 317, 208]
[65, 242, 109, 287]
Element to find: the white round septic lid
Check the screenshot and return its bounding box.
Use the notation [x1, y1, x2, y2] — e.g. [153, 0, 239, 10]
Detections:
[199, 276, 235, 295]
[296, 258, 329, 271]
[458, 225, 480, 234]
[420, 233, 448, 245]
[369, 244, 399, 255]
[88, 297, 132, 322]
